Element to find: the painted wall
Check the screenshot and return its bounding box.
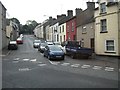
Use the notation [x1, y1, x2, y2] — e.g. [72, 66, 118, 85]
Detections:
[77, 22, 95, 49]
[66, 17, 76, 41]
[95, 4, 119, 56]
[58, 23, 66, 43]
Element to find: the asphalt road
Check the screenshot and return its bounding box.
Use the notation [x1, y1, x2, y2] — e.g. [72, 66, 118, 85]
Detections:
[2, 35, 119, 88]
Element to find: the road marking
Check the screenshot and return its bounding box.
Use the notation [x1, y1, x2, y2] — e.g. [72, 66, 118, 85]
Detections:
[61, 63, 70, 66]
[38, 64, 46, 66]
[19, 68, 31, 71]
[81, 64, 91, 69]
[92, 66, 102, 70]
[14, 58, 20, 60]
[119, 69, 120, 72]
[30, 59, 37, 62]
[40, 53, 43, 56]
[49, 61, 60, 65]
[13, 60, 19, 63]
[22, 59, 29, 61]
[105, 67, 114, 72]
[71, 64, 80, 68]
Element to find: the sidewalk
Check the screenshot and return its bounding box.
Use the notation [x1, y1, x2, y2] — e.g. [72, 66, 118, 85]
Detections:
[0, 47, 11, 57]
[92, 53, 119, 63]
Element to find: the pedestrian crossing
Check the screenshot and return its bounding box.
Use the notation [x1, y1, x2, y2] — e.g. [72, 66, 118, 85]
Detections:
[5, 57, 119, 72]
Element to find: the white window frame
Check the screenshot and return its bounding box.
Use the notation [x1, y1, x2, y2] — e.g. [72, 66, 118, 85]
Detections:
[105, 40, 116, 52]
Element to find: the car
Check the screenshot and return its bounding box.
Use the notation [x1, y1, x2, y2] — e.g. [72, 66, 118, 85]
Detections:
[45, 41, 54, 46]
[43, 45, 65, 60]
[20, 34, 24, 38]
[8, 41, 18, 50]
[16, 37, 23, 44]
[38, 43, 46, 53]
[33, 40, 41, 48]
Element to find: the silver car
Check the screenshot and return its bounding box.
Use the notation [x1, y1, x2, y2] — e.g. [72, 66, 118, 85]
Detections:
[33, 40, 41, 48]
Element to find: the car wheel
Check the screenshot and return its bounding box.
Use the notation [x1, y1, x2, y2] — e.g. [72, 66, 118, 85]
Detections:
[48, 55, 51, 60]
[71, 54, 76, 59]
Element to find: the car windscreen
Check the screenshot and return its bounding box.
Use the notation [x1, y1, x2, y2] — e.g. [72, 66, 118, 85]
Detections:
[54, 43, 61, 45]
[49, 46, 62, 51]
[41, 43, 46, 46]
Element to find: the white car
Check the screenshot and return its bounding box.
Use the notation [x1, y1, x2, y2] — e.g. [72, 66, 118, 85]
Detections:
[33, 40, 41, 48]
[53, 42, 66, 54]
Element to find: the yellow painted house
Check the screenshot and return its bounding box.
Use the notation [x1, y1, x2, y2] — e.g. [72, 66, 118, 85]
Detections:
[95, 0, 120, 56]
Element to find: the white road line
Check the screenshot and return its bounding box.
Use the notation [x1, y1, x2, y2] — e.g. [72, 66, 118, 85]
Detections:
[38, 64, 47, 66]
[19, 68, 31, 71]
[14, 58, 20, 60]
[92, 66, 102, 70]
[81, 64, 91, 69]
[61, 63, 70, 66]
[49, 61, 60, 65]
[22, 59, 29, 61]
[30, 59, 37, 62]
[12, 61, 19, 63]
[40, 53, 43, 56]
[105, 67, 114, 72]
[71, 64, 80, 68]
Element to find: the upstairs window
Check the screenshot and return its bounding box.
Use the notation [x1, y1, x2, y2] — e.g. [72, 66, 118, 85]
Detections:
[62, 25, 64, 32]
[100, 3, 106, 13]
[101, 19, 107, 32]
[72, 22, 74, 32]
[82, 26, 87, 34]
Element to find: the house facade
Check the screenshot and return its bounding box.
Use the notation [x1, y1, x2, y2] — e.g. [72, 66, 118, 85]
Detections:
[0, 1, 7, 50]
[66, 16, 77, 41]
[95, 0, 120, 56]
[76, 2, 95, 51]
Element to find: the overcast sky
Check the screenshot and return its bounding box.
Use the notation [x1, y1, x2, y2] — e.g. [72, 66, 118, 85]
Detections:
[1, 0, 97, 25]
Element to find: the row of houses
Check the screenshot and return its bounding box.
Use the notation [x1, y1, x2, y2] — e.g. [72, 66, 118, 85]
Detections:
[34, 0, 120, 57]
[0, 1, 19, 51]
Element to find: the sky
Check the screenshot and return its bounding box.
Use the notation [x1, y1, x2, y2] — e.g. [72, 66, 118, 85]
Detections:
[1, 0, 97, 25]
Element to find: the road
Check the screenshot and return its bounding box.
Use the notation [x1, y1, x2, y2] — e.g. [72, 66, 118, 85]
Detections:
[2, 35, 119, 88]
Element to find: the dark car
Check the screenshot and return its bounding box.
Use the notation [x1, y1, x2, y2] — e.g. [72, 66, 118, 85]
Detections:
[16, 37, 23, 44]
[43, 45, 65, 60]
[38, 43, 46, 53]
[8, 41, 18, 50]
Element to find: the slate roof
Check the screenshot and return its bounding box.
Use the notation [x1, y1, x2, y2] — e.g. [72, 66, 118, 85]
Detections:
[76, 8, 95, 27]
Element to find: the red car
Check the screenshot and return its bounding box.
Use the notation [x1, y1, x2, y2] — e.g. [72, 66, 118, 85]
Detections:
[16, 37, 23, 44]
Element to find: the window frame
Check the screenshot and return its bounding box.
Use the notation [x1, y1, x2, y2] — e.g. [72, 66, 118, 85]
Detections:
[100, 19, 107, 33]
[105, 40, 116, 53]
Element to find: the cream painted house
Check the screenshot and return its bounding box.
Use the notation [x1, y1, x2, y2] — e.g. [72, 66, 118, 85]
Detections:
[58, 23, 66, 43]
[95, 0, 120, 56]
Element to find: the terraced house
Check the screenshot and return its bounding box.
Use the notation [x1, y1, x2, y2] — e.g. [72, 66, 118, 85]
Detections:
[76, 2, 95, 51]
[95, 0, 120, 56]
[0, 1, 7, 51]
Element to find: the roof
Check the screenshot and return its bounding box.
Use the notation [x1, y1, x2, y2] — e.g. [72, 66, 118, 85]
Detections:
[59, 16, 72, 25]
[66, 16, 76, 22]
[76, 8, 95, 27]
[107, 2, 118, 7]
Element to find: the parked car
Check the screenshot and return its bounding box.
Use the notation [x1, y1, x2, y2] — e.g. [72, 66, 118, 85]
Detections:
[65, 41, 93, 59]
[45, 41, 54, 46]
[20, 34, 24, 38]
[44, 45, 65, 60]
[16, 37, 23, 44]
[8, 41, 18, 50]
[53, 42, 66, 54]
[38, 43, 46, 53]
[33, 40, 41, 48]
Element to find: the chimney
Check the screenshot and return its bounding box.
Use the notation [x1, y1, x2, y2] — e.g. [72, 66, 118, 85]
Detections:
[75, 8, 83, 16]
[87, 2, 95, 10]
[67, 10, 73, 17]
[61, 14, 66, 18]
[57, 15, 61, 19]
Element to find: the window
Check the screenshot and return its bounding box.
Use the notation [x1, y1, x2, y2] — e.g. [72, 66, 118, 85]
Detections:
[101, 19, 107, 32]
[60, 27, 61, 33]
[62, 25, 64, 32]
[100, 3, 106, 13]
[67, 25, 69, 32]
[106, 40, 115, 51]
[64, 35, 65, 41]
[82, 26, 87, 34]
[72, 22, 74, 32]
